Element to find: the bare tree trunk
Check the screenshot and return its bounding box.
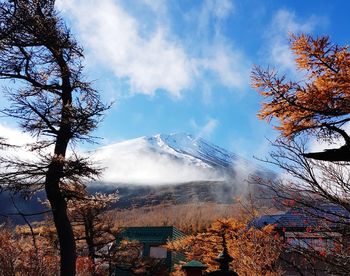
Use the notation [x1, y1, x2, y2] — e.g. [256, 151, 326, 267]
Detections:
[0, 2, 109, 274]
[84, 212, 96, 264]
[46, 140, 76, 275]
[45, 63, 76, 275]
[46, 166, 76, 276]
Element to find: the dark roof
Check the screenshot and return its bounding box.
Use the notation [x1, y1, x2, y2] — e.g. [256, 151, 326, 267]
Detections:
[182, 260, 207, 269]
[117, 226, 184, 244]
[249, 214, 282, 228]
[250, 203, 350, 230]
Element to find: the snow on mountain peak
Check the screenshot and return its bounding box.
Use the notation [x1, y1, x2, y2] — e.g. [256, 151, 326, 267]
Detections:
[91, 133, 245, 185]
[151, 133, 237, 168]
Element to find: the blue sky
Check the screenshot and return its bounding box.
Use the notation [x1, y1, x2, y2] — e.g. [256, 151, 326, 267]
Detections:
[2, 0, 350, 161]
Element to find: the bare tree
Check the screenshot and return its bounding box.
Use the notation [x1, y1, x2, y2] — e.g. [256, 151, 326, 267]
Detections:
[251, 137, 350, 274]
[67, 187, 118, 266]
[0, 1, 108, 275]
[251, 34, 350, 273]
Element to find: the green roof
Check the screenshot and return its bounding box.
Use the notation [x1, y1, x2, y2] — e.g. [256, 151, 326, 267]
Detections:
[117, 226, 184, 243]
[182, 260, 207, 269]
[115, 226, 186, 273]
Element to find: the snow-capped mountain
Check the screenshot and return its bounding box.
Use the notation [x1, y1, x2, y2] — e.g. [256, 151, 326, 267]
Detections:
[146, 133, 237, 168]
[91, 133, 257, 185]
[0, 134, 274, 224]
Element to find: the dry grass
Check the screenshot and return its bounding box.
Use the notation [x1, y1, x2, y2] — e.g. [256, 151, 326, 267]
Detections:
[107, 202, 276, 234]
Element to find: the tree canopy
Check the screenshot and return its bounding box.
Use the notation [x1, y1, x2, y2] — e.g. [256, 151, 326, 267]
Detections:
[252, 34, 350, 161]
[167, 218, 283, 275]
[252, 34, 350, 273]
[0, 1, 108, 274]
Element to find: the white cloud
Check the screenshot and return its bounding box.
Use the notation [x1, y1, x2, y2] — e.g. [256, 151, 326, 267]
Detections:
[272, 10, 315, 34]
[190, 118, 219, 139]
[57, 0, 193, 98]
[89, 134, 261, 187]
[91, 137, 225, 185]
[0, 123, 34, 147]
[57, 0, 248, 99]
[0, 123, 37, 161]
[200, 118, 219, 138]
[201, 82, 213, 105]
[309, 123, 350, 153]
[200, 42, 248, 90]
[211, 0, 234, 19]
[266, 9, 318, 74]
[141, 0, 167, 15]
[198, 0, 234, 33]
[231, 158, 258, 193]
[193, 0, 248, 90]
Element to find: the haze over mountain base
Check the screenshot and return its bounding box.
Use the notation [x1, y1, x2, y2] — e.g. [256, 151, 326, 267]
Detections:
[0, 133, 275, 224]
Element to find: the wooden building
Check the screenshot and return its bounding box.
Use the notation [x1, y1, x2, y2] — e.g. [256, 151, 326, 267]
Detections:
[115, 226, 185, 275]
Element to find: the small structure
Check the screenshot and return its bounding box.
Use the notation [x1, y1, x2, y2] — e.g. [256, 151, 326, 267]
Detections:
[207, 234, 238, 276]
[115, 226, 185, 274]
[182, 260, 207, 276]
[250, 203, 350, 275]
[250, 203, 350, 250]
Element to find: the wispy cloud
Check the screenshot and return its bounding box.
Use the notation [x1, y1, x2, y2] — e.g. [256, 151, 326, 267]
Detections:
[0, 123, 37, 161]
[57, 0, 248, 99]
[309, 123, 350, 153]
[57, 0, 194, 98]
[188, 0, 248, 91]
[190, 118, 219, 139]
[265, 9, 319, 75]
[141, 0, 167, 14]
[199, 41, 249, 90]
[92, 137, 225, 185]
[0, 123, 34, 146]
[197, 0, 235, 33]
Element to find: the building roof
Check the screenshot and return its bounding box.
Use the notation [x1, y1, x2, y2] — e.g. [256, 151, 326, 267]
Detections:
[250, 203, 350, 230]
[182, 260, 207, 269]
[117, 226, 184, 244]
[249, 214, 282, 228]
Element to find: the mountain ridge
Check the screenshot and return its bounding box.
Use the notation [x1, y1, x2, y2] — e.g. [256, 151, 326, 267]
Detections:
[91, 133, 250, 185]
[0, 133, 276, 224]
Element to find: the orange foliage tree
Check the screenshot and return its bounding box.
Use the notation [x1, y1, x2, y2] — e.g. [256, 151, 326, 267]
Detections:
[67, 187, 118, 264]
[251, 34, 350, 273]
[0, 225, 60, 276]
[252, 34, 350, 161]
[167, 218, 283, 276]
[14, 184, 119, 275]
[111, 239, 167, 275]
[37, 184, 119, 275]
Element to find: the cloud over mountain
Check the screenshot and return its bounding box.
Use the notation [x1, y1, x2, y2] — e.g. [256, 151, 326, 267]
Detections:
[91, 133, 260, 185]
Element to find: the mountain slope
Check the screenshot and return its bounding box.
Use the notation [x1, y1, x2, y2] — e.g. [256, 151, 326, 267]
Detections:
[90, 181, 239, 209]
[92, 133, 251, 185]
[0, 133, 275, 224]
[147, 133, 237, 168]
